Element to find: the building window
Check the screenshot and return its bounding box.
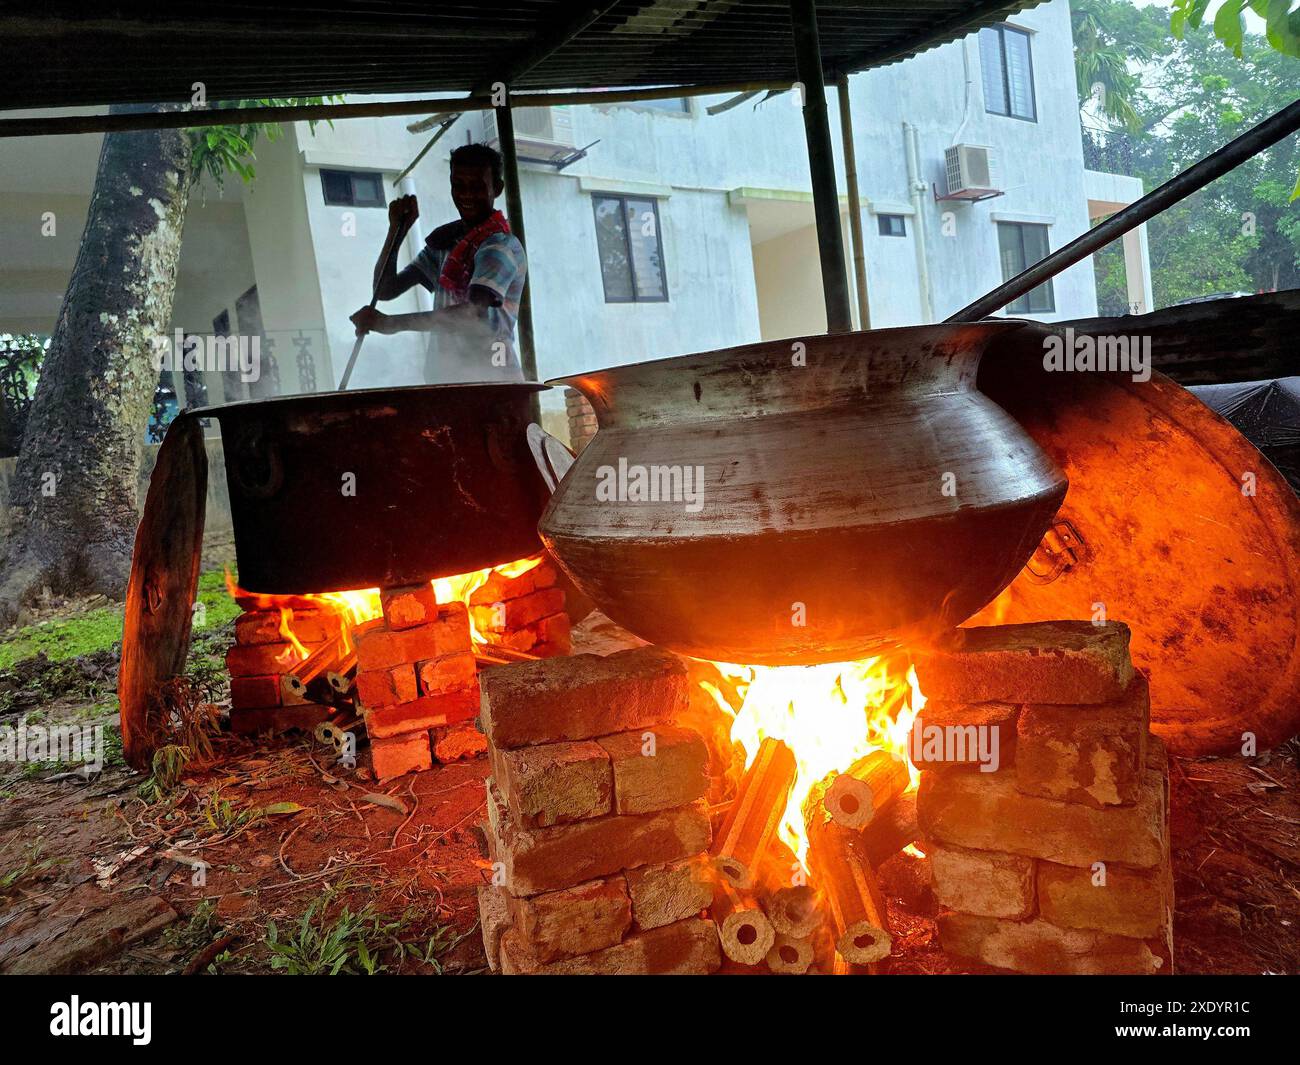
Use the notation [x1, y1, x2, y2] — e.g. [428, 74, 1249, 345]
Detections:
[997, 222, 1055, 314]
[592, 195, 668, 302]
[320, 169, 385, 207]
[877, 214, 907, 237]
[980, 24, 1036, 121]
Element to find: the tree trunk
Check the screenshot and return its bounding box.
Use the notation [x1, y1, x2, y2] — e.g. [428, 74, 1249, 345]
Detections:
[0, 105, 191, 622]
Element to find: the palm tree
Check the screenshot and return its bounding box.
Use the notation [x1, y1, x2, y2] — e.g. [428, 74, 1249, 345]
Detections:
[1073, 0, 1148, 132]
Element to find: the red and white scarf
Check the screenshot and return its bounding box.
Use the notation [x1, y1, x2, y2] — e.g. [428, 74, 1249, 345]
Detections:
[435, 210, 511, 299]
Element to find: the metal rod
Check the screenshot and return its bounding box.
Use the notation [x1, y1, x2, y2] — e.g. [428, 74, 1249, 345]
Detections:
[495, 103, 541, 423]
[0, 80, 796, 138]
[949, 98, 1300, 323]
[837, 74, 870, 330]
[790, 0, 853, 335]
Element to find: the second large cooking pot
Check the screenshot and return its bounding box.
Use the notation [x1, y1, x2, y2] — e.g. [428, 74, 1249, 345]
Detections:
[540, 322, 1067, 664]
[201, 382, 549, 593]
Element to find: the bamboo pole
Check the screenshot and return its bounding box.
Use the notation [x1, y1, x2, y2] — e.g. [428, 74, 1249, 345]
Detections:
[837, 73, 870, 329]
[0, 80, 797, 139]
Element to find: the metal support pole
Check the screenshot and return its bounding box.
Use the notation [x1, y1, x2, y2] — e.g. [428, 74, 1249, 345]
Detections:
[790, 0, 853, 335]
[494, 103, 541, 421]
[837, 73, 870, 330]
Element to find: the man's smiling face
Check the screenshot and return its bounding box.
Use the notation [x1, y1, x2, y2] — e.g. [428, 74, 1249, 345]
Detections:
[450, 162, 502, 226]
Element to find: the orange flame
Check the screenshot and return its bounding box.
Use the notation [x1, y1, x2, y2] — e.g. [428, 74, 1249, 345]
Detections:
[225, 554, 544, 650]
[703, 656, 924, 869]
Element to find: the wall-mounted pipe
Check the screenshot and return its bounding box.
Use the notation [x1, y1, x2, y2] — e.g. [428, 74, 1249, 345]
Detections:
[904, 122, 935, 324]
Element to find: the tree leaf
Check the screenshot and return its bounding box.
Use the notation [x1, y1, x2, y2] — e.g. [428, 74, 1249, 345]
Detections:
[260, 801, 308, 816]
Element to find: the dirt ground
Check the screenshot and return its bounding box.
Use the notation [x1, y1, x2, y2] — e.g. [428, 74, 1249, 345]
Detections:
[1, 621, 1298, 974]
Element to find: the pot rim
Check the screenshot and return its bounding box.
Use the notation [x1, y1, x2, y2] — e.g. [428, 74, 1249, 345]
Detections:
[546, 319, 1032, 390]
[192, 380, 547, 419]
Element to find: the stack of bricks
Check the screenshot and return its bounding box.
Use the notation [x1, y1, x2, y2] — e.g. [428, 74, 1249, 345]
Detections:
[475, 647, 723, 975]
[564, 387, 598, 455]
[912, 621, 1174, 975]
[468, 556, 571, 658]
[226, 605, 344, 735]
[355, 584, 482, 781]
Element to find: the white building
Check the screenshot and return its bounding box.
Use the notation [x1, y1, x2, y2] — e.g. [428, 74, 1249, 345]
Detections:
[0, 0, 1151, 437]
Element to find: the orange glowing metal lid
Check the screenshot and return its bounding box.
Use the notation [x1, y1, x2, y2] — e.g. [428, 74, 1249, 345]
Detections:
[974, 327, 1300, 756]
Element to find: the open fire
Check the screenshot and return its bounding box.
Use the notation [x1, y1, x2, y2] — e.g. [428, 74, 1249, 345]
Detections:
[225, 554, 545, 664]
[700, 656, 924, 869]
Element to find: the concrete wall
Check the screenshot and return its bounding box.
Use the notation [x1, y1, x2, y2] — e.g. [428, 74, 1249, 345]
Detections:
[0, 0, 1111, 427]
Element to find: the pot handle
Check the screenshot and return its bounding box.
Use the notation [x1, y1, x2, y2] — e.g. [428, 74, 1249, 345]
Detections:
[526, 423, 576, 494]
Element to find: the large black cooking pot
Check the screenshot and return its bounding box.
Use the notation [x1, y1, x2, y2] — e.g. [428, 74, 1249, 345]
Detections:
[198, 382, 549, 593]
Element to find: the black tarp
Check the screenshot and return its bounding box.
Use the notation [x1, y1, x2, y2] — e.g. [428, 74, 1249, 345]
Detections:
[1189, 377, 1300, 491]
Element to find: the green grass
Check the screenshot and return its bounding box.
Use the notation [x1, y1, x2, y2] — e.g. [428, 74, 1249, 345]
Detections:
[0, 569, 240, 671]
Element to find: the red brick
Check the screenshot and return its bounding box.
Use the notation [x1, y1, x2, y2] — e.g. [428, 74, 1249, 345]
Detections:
[937, 911, 1171, 974]
[229, 703, 331, 735]
[471, 588, 565, 636]
[468, 559, 559, 607]
[909, 701, 1017, 771]
[625, 856, 714, 931]
[432, 722, 488, 763]
[499, 917, 720, 975]
[365, 690, 479, 739]
[479, 647, 689, 749]
[416, 652, 477, 697]
[507, 876, 632, 962]
[354, 606, 471, 672]
[370, 731, 432, 781]
[917, 762, 1165, 869]
[485, 782, 711, 896]
[598, 726, 709, 815]
[927, 843, 1035, 919]
[225, 642, 312, 677]
[1037, 857, 1172, 939]
[531, 612, 571, 655]
[229, 674, 281, 711]
[491, 740, 612, 827]
[915, 622, 1134, 704]
[355, 664, 419, 708]
[380, 582, 439, 631]
[235, 608, 342, 647]
[1016, 675, 1150, 808]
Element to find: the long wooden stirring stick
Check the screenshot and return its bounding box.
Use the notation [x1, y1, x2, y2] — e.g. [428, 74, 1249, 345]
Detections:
[337, 219, 407, 390]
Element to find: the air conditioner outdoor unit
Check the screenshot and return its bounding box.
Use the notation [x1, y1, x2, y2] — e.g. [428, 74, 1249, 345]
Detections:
[944, 144, 1000, 200]
[482, 106, 576, 160]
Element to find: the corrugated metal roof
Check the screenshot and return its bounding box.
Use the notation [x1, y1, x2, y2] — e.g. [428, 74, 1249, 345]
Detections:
[2, 1, 1042, 111]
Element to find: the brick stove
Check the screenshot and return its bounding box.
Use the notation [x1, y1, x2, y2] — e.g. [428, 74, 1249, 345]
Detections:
[474, 618, 1173, 976]
[225, 556, 571, 782]
[913, 621, 1173, 975]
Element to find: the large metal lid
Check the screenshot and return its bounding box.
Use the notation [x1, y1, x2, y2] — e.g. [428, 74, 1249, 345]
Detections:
[973, 326, 1300, 755]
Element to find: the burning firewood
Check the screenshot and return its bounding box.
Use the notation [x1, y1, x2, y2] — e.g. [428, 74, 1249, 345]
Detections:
[765, 931, 814, 975]
[712, 880, 775, 966]
[757, 839, 821, 938]
[283, 637, 354, 703]
[810, 750, 910, 832]
[326, 647, 359, 696]
[807, 819, 892, 969]
[711, 738, 796, 890]
[859, 790, 919, 868]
